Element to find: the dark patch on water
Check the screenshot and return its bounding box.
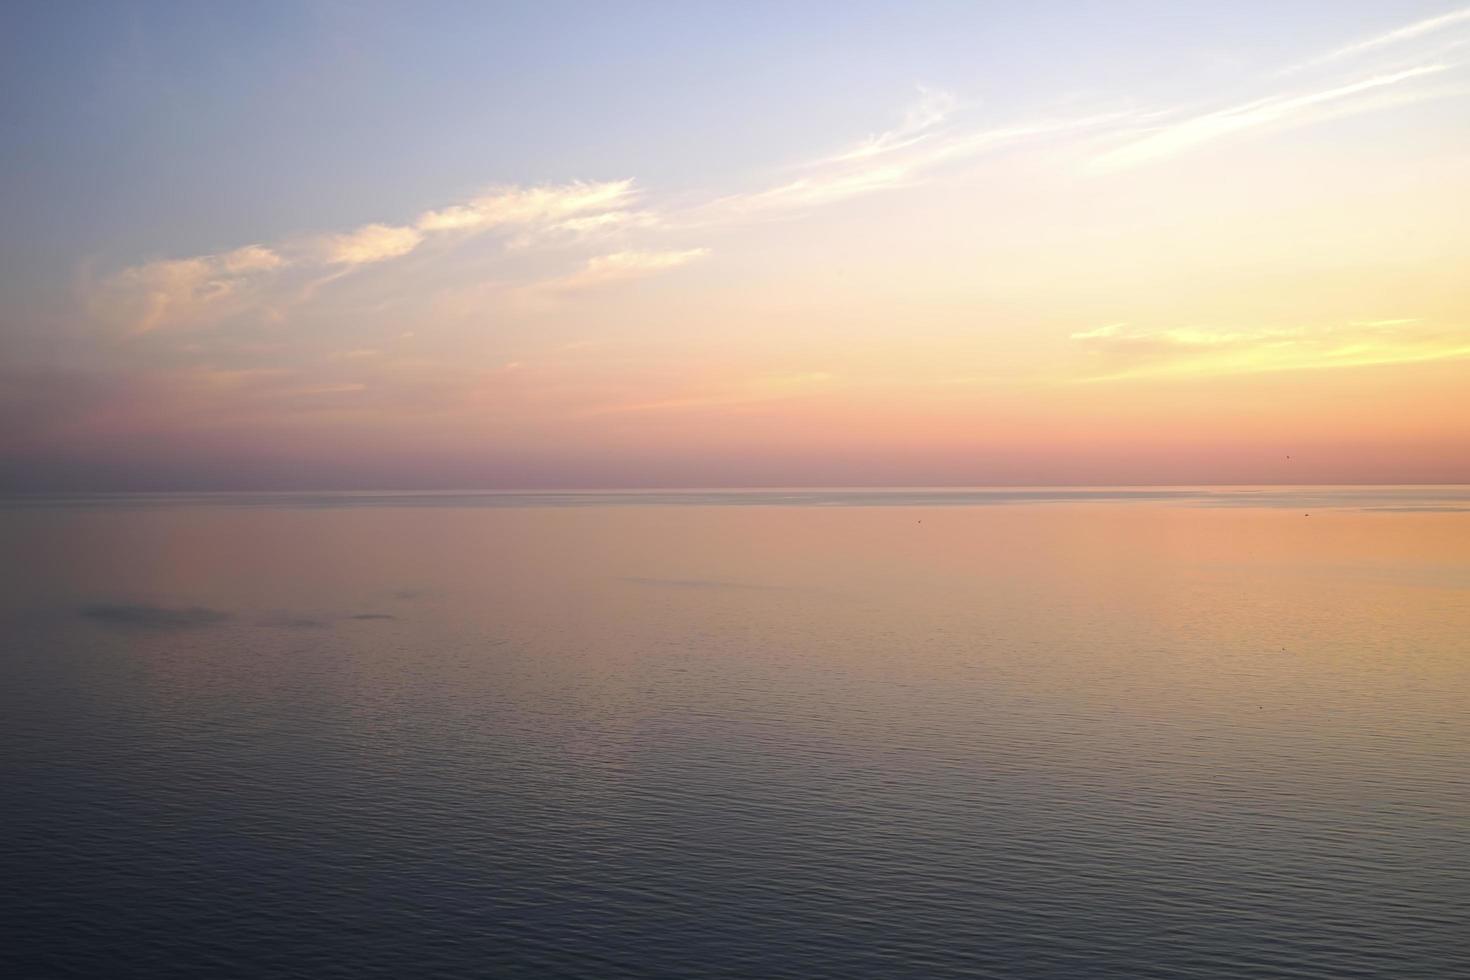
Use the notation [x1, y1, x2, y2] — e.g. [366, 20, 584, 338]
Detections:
[79, 603, 230, 630]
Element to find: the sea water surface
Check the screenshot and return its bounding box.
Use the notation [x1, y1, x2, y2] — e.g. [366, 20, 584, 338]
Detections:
[2, 488, 1467, 978]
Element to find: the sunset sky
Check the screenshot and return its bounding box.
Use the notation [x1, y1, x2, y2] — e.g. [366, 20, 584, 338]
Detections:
[2, 1, 1468, 490]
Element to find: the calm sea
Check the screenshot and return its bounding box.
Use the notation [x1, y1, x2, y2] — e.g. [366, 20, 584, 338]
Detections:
[2, 488, 1467, 978]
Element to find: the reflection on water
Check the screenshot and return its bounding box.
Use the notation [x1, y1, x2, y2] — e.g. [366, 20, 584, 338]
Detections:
[2, 489, 1467, 978]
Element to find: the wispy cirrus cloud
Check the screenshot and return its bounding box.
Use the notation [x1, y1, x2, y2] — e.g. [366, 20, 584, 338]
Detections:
[416, 179, 637, 232]
[1070, 320, 1470, 381]
[1091, 64, 1452, 171]
[540, 248, 710, 292]
[325, 223, 425, 265]
[1290, 4, 1470, 71]
[695, 163, 919, 218]
[427, 246, 711, 320]
[691, 92, 1137, 223]
[818, 85, 958, 165]
[93, 244, 284, 333]
[96, 180, 647, 331]
[1093, 6, 1470, 171]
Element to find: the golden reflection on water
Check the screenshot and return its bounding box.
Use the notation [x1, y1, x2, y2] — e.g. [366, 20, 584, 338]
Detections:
[9, 496, 1468, 722]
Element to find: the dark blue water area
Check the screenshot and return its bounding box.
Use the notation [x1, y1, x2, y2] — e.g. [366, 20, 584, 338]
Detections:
[2, 496, 1467, 978]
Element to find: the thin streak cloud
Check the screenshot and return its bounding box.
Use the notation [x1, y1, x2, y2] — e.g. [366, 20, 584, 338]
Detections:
[326, 224, 425, 265]
[1071, 321, 1470, 381]
[1294, 4, 1470, 70]
[1091, 64, 1451, 171]
[543, 248, 710, 292]
[416, 180, 637, 232]
[817, 85, 959, 165]
[691, 99, 1137, 224]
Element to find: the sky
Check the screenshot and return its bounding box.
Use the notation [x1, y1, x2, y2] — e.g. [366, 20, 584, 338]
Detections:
[1, 0, 1468, 490]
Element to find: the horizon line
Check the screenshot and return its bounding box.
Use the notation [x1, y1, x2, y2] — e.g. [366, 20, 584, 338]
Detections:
[5, 482, 1469, 497]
